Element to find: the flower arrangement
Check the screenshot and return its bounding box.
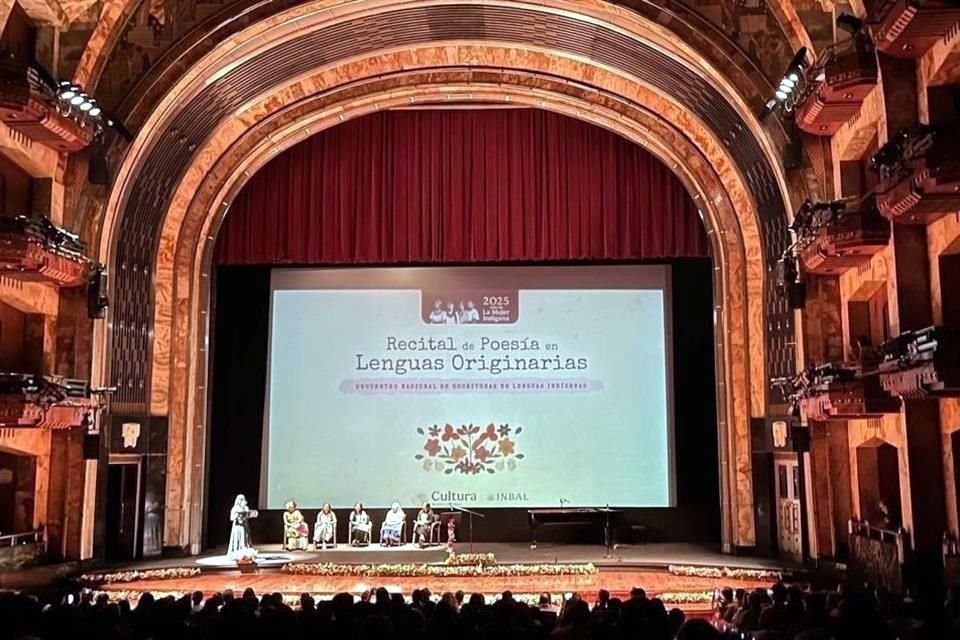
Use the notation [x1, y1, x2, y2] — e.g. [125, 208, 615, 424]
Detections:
[667, 565, 781, 581]
[282, 561, 597, 578]
[80, 567, 200, 585]
[98, 589, 571, 608]
[417, 423, 523, 475]
[445, 552, 497, 566]
[659, 591, 716, 604]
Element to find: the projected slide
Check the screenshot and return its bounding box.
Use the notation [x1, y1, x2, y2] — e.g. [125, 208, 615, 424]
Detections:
[262, 266, 674, 509]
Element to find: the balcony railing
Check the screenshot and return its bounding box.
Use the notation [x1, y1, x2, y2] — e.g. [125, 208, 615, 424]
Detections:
[0, 62, 95, 152]
[868, 0, 960, 58]
[0, 373, 96, 429]
[796, 202, 890, 275]
[849, 518, 909, 592]
[0, 528, 44, 548]
[796, 36, 879, 136]
[877, 326, 960, 398]
[777, 327, 959, 417]
[873, 127, 960, 223]
[0, 215, 91, 287]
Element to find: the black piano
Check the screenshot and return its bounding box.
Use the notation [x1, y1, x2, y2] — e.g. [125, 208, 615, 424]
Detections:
[527, 507, 623, 551]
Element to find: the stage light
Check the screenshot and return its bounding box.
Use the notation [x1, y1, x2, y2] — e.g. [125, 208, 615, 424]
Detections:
[58, 82, 76, 100]
[758, 47, 808, 120]
[45, 72, 129, 140]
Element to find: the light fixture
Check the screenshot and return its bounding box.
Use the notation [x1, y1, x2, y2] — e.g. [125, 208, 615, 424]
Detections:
[70, 94, 84, 106]
[58, 81, 76, 100]
[758, 47, 808, 120]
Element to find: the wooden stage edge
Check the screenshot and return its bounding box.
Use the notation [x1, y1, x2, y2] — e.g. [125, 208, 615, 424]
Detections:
[120, 542, 794, 573]
[93, 543, 796, 614]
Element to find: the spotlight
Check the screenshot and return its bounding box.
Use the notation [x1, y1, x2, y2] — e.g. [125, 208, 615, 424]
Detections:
[89, 106, 102, 117]
[758, 47, 808, 120]
[79, 101, 93, 112]
[58, 81, 76, 100]
[69, 94, 84, 106]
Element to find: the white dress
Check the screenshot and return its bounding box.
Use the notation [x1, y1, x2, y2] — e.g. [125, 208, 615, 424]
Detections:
[227, 505, 257, 559]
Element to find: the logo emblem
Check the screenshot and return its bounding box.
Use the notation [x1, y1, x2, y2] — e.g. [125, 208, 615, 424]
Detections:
[121, 422, 141, 449]
[772, 420, 788, 449]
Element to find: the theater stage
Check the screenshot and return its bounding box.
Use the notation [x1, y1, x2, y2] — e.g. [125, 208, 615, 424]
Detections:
[86, 543, 793, 614]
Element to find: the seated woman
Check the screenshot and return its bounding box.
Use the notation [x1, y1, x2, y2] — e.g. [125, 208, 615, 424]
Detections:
[380, 502, 405, 546]
[414, 502, 438, 546]
[349, 502, 372, 546]
[314, 503, 337, 549]
[282, 500, 309, 551]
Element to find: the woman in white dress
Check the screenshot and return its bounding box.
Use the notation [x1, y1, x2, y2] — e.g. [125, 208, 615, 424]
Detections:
[227, 494, 258, 559]
[380, 502, 405, 546]
[314, 503, 337, 549]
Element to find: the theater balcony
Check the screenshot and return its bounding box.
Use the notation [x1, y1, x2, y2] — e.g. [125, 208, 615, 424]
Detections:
[0, 62, 95, 153]
[795, 36, 878, 136]
[0, 216, 91, 287]
[0, 373, 96, 429]
[796, 201, 890, 275]
[796, 364, 902, 422]
[877, 326, 960, 398]
[874, 127, 960, 223]
[868, 0, 960, 58]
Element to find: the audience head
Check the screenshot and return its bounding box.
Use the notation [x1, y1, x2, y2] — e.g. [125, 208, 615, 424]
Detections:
[675, 618, 723, 640]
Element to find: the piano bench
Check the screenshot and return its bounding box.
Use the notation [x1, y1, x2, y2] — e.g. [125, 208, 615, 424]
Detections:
[630, 525, 648, 545]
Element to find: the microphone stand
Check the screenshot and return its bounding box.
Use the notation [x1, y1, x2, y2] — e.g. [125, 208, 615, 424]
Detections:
[449, 504, 484, 553]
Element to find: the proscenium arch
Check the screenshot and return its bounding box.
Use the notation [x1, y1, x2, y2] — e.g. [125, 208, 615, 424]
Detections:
[92, 0, 796, 554]
[166, 76, 752, 554]
[148, 47, 766, 553]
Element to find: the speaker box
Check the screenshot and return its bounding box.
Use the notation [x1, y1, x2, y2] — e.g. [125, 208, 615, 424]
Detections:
[787, 281, 806, 309]
[83, 432, 101, 459]
[783, 141, 803, 170]
[87, 267, 109, 319]
[88, 146, 110, 185]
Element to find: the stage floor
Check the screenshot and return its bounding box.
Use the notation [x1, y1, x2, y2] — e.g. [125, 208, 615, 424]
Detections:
[92, 542, 793, 614]
[121, 542, 792, 572]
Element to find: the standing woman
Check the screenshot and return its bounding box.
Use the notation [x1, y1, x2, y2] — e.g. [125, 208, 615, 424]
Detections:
[314, 503, 337, 549]
[349, 502, 372, 546]
[227, 494, 258, 559]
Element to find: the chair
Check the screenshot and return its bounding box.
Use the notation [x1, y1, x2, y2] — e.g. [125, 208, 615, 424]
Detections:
[349, 520, 372, 546]
[411, 519, 442, 546]
[314, 518, 337, 549]
[379, 518, 406, 546]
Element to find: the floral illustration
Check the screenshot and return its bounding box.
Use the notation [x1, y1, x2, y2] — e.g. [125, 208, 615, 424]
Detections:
[416, 423, 524, 474]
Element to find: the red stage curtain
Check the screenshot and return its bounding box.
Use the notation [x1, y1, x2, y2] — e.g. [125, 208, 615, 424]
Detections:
[215, 109, 709, 265]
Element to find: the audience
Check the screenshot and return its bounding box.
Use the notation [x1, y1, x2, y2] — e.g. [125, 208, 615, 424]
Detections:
[0, 579, 955, 639]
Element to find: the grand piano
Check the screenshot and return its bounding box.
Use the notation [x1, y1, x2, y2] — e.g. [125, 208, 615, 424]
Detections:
[527, 507, 623, 551]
